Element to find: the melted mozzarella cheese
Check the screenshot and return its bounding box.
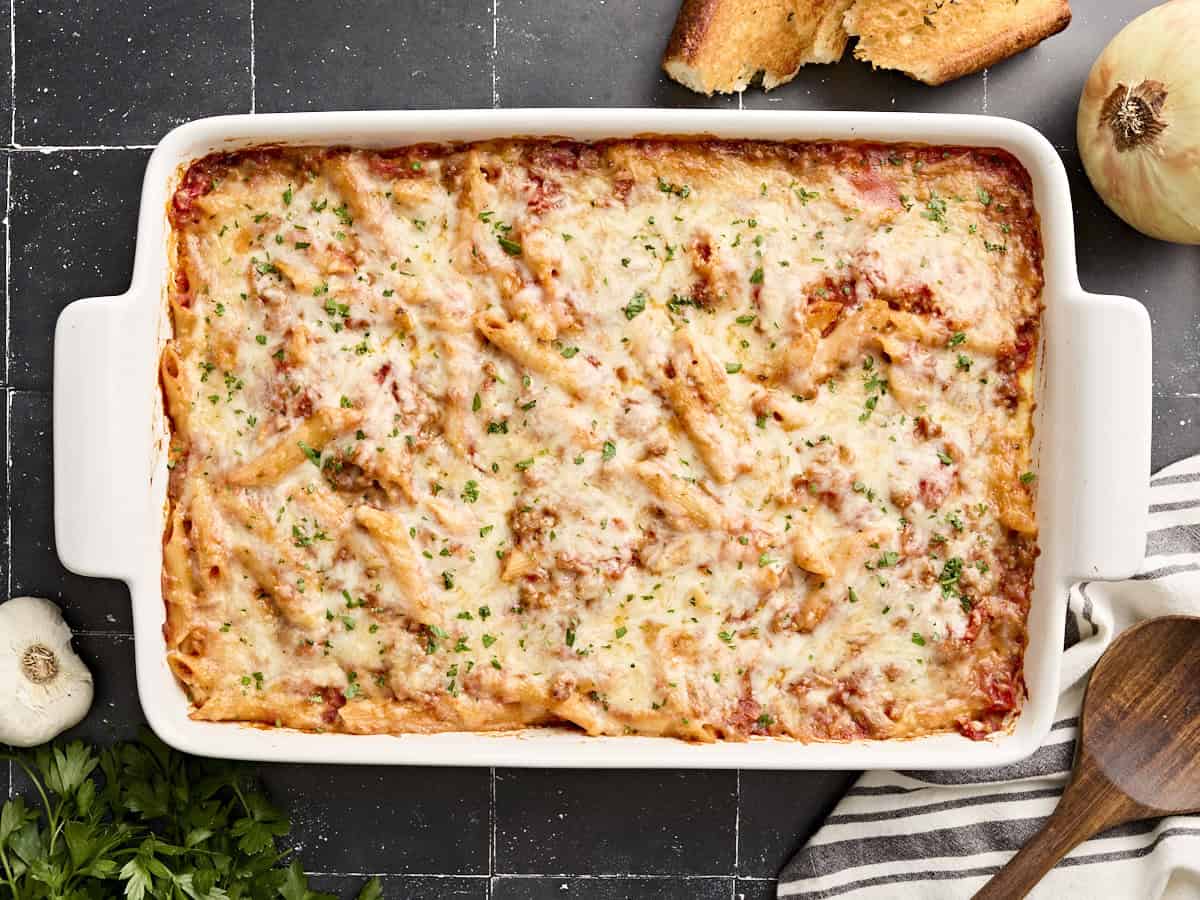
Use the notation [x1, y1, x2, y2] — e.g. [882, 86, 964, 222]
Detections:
[163, 140, 1041, 742]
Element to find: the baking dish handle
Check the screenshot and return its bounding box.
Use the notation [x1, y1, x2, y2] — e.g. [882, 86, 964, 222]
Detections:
[1058, 291, 1152, 581]
[54, 293, 153, 582]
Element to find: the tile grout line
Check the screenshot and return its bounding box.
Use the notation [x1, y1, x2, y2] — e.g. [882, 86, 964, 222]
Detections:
[248, 0, 256, 113]
[490, 874, 737, 881]
[4, 151, 9, 395]
[8, 0, 14, 145]
[305, 872, 752, 881]
[7, 144, 157, 152]
[489, 766, 497, 897]
[733, 768, 741, 895]
[5, 155, 11, 609]
[490, 0, 498, 108]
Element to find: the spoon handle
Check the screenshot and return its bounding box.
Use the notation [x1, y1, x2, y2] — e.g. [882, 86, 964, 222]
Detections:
[974, 763, 1128, 900]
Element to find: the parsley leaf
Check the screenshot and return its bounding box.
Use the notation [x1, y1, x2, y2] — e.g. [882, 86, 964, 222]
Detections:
[0, 733, 375, 898]
[298, 441, 321, 467]
[623, 290, 647, 320]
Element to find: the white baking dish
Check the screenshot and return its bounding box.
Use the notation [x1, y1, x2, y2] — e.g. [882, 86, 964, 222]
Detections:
[53, 109, 1151, 769]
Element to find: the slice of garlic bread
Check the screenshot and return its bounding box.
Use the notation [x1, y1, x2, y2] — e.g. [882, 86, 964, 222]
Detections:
[845, 0, 1071, 86]
[663, 0, 856, 95]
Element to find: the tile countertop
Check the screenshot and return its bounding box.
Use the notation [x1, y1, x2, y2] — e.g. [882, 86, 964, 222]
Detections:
[4, 1, 1197, 898]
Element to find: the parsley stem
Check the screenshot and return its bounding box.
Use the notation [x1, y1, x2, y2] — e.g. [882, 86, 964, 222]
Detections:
[13, 756, 56, 856]
[0, 843, 18, 900]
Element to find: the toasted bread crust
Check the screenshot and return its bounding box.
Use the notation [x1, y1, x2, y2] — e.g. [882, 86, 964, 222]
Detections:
[663, 0, 723, 64]
[931, 5, 1071, 85]
[663, 0, 1071, 94]
[662, 0, 853, 95]
[847, 1, 1071, 86]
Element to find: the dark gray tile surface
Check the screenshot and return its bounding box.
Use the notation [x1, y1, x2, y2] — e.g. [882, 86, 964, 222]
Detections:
[740, 52, 984, 112]
[256, 0, 492, 112]
[9, 150, 148, 391]
[309, 874, 488, 900]
[497, 0, 735, 108]
[54, 632, 143, 742]
[10, 390, 131, 631]
[738, 771, 859, 877]
[261, 765, 490, 875]
[1153, 397, 1200, 475]
[15, 0, 251, 145]
[492, 875, 733, 899]
[736, 879, 778, 900]
[3, 1, 1197, 897]
[496, 769, 737, 875]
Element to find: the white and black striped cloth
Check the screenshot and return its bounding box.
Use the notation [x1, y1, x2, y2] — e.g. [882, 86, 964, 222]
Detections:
[778, 455, 1200, 900]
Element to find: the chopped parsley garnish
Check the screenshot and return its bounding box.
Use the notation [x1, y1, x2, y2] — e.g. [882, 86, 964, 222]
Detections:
[948, 331, 966, 347]
[1020, 471, 1037, 485]
[977, 187, 993, 207]
[735, 314, 756, 326]
[623, 290, 647, 320]
[937, 448, 954, 466]
[560, 346, 580, 358]
[911, 633, 927, 647]
[497, 236, 523, 256]
[602, 440, 616, 461]
[922, 192, 948, 227]
[657, 177, 691, 198]
[461, 480, 480, 503]
[939, 557, 964, 597]
[749, 267, 764, 285]
[794, 185, 819, 205]
[877, 551, 900, 568]
[298, 441, 321, 467]
[725, 362, 742, 374]
[615, 626, 627, 639]
[442, 571, 455, 590]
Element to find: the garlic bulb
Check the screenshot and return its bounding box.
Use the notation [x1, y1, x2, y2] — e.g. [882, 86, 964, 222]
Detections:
[1077, 0, 1200, 244]
[0, 596, 94, 747]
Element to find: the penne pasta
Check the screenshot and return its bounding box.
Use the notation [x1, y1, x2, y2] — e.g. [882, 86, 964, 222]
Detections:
[162, 140, 1042, 744]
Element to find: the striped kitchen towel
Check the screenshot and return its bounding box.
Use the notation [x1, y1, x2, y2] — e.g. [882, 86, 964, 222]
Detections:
[778, 455, 1200, 900]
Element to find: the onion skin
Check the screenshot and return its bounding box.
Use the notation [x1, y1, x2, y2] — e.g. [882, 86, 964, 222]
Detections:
[1077, 0, 1200, 245]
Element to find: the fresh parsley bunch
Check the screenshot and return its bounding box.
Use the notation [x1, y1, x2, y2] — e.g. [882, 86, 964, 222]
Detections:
[0, 731, 380, 900]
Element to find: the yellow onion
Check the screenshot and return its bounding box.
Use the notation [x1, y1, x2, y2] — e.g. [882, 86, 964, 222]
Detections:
[1077, 0, 1200, 244]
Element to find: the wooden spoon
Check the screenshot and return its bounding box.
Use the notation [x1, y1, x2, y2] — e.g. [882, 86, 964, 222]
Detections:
[975, 615, 1200, 899]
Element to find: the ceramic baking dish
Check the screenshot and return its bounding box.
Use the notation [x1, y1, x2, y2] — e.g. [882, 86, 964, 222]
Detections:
[53, 109, 1151, 769]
